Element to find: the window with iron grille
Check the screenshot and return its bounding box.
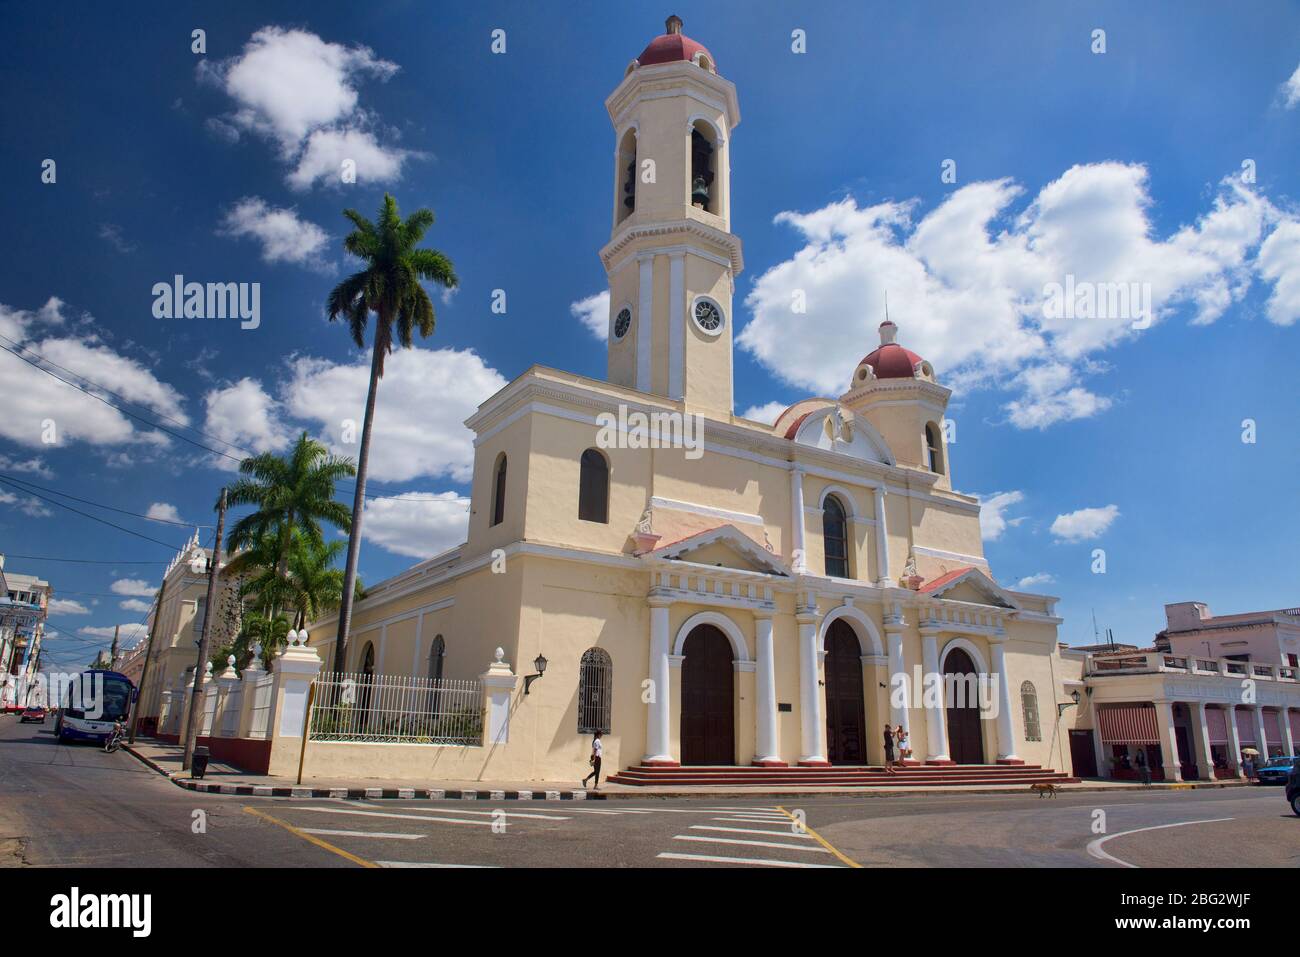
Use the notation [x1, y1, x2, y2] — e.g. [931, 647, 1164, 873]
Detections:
[1020, 681, 1041, 741]
[577, 647, 612, 734]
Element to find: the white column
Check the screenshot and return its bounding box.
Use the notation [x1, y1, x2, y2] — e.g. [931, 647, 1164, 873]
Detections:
[873, 486, 891, 586]
[1153, 698, 1183, 782]
[989, 637, 1020, 762]
[1283, 708, 1296, 757]
[1192, 701, 1216, 781]
[886, 626, 910, 746]
[1225, 705, 1246, 779]
[644, 600, 675, 764]
[797, 610, 826, 765]
[667, 251, 685, 399]
[635, 254, 654, 392]
[790, 469, 807, 573]
[753, 614, 781, 765]
[920, 628, 950, 763]
[1253, 705, 1270, 758]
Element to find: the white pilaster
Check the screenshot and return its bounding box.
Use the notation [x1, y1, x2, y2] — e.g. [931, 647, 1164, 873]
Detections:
[480, 649, 519, 746]
[753, 614, 781, 765]
[668, 251, 685, 399]
[644, 600, 675, 764]
[920, 628, 950, 763]
[636, 254, 654, 392]
[790, 469, 807, 573]
[1283, 708, 1296, 757]
[989, 637, 1020, 762]
[1225, 705, 1246, 779]
[1192, 701, 1216, 781]
[1253, 705, 1269, 758]
[873, 486, 890, 586]
[797, 609, 826, 765]
[886, 626, 910, 745]
[1153, 698, 1183, 782]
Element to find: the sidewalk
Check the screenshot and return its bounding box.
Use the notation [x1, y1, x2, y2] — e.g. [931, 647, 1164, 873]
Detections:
[124, 737, 1248, 801]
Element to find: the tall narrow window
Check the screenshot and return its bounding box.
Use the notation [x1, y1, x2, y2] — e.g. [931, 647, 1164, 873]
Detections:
[617, 128, 637, 223]
[822, 495, 849, 578]
[490, 454, 507, 526]
[578, 448, 609, 523]
[1020, 681, 1041, 742]
[428, 635, 446, 683]
[690, 122, 716, 212]
[578, 647, 613, 734]
[925, 422, 945, 475]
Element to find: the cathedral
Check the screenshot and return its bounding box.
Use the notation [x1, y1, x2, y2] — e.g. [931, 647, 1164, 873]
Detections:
[303, 16, 1075, 782]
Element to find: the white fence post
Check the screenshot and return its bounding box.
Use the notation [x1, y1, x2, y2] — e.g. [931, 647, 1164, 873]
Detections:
[480, 648, 518, 746]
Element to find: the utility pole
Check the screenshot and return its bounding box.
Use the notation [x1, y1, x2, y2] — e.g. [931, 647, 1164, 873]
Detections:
[182, 488, 226, 772]
[128, 574, 168, 745]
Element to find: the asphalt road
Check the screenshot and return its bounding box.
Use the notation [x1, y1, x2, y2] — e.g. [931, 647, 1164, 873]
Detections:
[2, 718, 1294, 868]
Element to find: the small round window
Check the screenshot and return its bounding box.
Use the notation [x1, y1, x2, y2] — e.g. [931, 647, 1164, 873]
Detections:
[613, 307, 632, 341]
[692, 298, 724, 336]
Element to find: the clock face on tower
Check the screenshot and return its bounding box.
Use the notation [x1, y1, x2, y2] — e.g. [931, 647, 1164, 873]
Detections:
[613, 307, 632, 340]
[693, 298, 723, 335]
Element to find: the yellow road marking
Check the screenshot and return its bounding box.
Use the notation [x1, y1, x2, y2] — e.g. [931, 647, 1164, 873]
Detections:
[243, 806, 379, 868]
[775, 805, 861, 868]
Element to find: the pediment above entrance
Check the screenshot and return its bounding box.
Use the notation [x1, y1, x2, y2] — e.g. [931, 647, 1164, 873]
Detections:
[919, 566, 1020, 610]
[646, 524, 789, 576]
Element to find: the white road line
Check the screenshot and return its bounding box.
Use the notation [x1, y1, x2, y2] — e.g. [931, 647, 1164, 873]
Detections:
[673, 835, 831, 853]
[283, 806, 494, 827]
[358, 803, 569, 821]
[300, 828, 424, 841]
[711, 816, 791, 823]
[375, 861, 497, 868]
[657, 852, 839, 868]
[691, 825, 814, 838]
[1086, 818, 1235, 868]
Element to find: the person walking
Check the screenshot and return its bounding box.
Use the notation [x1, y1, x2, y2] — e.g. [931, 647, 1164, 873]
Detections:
[883, 724, 896, 774]
[582, 732, 603, 789]
[1135, 748, 1151, 785]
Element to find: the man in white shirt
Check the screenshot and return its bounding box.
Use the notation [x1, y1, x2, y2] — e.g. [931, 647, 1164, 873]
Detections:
[582, 732, 603, 789]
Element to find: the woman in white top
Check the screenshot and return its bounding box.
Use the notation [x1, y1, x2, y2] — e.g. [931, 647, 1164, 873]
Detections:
[895, 727, 910, 765]
[582, 732, 603, 789]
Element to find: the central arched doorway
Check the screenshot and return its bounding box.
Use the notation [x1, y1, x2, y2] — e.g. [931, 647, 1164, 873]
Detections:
[944, 647, 985, 764]
[824, 619, 867, 764]
[681, 624, 735, 765]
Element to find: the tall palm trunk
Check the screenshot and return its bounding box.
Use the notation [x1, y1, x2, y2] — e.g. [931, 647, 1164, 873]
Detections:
[332, 322, 385, 677]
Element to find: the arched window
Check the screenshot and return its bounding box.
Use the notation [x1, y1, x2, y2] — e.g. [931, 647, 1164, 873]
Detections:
[490, 454, 507, 526]
[689, 121, 717, 213]
[1020, 681, 1041, 742]
[616, 128, 637, 223]
[925, 422, 945, 475]
[427, 635, 445, 683]
[822, 495, 849, 578]
[578, 448, 609, 523]
[360, 641, 375, 677]
[578, 647, 613, 734]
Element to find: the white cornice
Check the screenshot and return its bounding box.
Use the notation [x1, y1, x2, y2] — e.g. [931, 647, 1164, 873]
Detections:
[599, 218, 744, 275]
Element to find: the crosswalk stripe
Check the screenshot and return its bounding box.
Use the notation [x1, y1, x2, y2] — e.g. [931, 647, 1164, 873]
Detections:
[656, 852, 839, 868]
[283, 806, 494, 827]
[359, 803, 570, 821]
[711, 816, 792, 823]
[375, 861, 497, 868]
[301, 829, 424, 841]
[673, 835, 831, 853]
[691, 825, 814, 838]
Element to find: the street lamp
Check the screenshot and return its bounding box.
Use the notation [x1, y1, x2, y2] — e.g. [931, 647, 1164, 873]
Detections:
[524, 652, 548, 694]
[1058, 688, 1082, 716]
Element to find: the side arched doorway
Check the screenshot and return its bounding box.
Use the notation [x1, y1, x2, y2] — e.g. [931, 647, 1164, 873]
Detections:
[824, 619, 867, 764]
[681, 625, 735, 765]
[944, 647, 985, 764]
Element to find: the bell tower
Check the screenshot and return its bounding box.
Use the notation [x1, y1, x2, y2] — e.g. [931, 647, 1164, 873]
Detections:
[600, 16, 743, 416]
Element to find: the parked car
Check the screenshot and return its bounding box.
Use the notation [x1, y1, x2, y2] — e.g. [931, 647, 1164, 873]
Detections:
[1288, 764, 1300, 817]
[19, 705, 46, 724]
[1255, 755, 1300, 785]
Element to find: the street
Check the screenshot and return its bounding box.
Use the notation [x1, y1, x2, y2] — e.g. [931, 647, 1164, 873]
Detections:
[1, 718, 1294, 869]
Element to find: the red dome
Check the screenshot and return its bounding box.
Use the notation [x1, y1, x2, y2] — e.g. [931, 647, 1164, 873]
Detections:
[859, 320, 923, 379]
[637, 16, 714, 68]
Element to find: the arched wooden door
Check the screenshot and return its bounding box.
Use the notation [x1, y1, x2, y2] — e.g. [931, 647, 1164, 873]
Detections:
[681, 625, 735, 765]
[944, 647, 985, 764]
[824, 619, 867, 765]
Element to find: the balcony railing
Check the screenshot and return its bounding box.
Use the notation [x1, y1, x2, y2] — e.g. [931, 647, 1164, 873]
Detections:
[1086, 651, 1298, 682]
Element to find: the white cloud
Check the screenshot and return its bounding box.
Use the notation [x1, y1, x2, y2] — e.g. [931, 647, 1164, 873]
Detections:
[570, 291, 610, 341]
[110, 578, 156, 598]
[1015, 572, 1055, 590]
[98, 223, 136, 254]
[1050, 504, 1119, 542]
[284, 347, 506, 484]
[358, 491, 470, 559]
[79, 623, 148, 642]
[1281, 62, 1300, 109]
[202, 377, 293, 469]
[0, 454, 54, 478]
[202, 26, 415, 191]
[1255, 219, 1300, 326]
[48, 598, 91, 616]
[145, 502, 182, 523]
[738, 165, 1285, 430]
[740, 401, 788, 425]
[975, 490, 1025, 542]
[0, 488, 53, 518]
[219, 197, 330, 267]
[119, 598, 154, 613]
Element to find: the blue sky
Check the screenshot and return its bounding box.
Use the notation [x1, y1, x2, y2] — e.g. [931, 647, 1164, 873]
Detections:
[2, 1, 1298, 669]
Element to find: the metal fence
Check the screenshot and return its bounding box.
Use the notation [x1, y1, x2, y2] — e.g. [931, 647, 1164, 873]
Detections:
[308, 671, 483, 746]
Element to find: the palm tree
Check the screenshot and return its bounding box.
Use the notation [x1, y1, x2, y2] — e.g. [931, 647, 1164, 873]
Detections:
[326, 193, 458, 676]
[225, 431, 356, 590]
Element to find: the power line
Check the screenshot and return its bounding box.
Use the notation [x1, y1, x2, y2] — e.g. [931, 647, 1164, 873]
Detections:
[0, 473, 213, 528]
[0, 554, 171, 565]
[0, 476, 185, 551]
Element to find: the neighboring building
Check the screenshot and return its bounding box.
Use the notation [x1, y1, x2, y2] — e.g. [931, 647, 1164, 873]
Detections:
[0, 554, 51, 710]
[1062, 601, 1300, 782]
[304, 17, 1078, 783]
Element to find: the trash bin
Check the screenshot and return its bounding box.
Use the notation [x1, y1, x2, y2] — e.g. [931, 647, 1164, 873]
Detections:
[192, 745, 210, 779]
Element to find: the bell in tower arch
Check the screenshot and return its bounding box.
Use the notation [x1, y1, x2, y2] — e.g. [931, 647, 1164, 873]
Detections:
[690, 126, 714, 209]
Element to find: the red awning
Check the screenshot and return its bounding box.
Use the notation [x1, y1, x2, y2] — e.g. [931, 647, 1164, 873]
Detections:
[1098, 705, 1159, 745]
[1206, 706, 1229, 745]
[1235, 709, 1257, 746]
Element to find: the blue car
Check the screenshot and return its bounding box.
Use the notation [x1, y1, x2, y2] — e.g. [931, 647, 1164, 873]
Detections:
[1255, 755, 1300, 785]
